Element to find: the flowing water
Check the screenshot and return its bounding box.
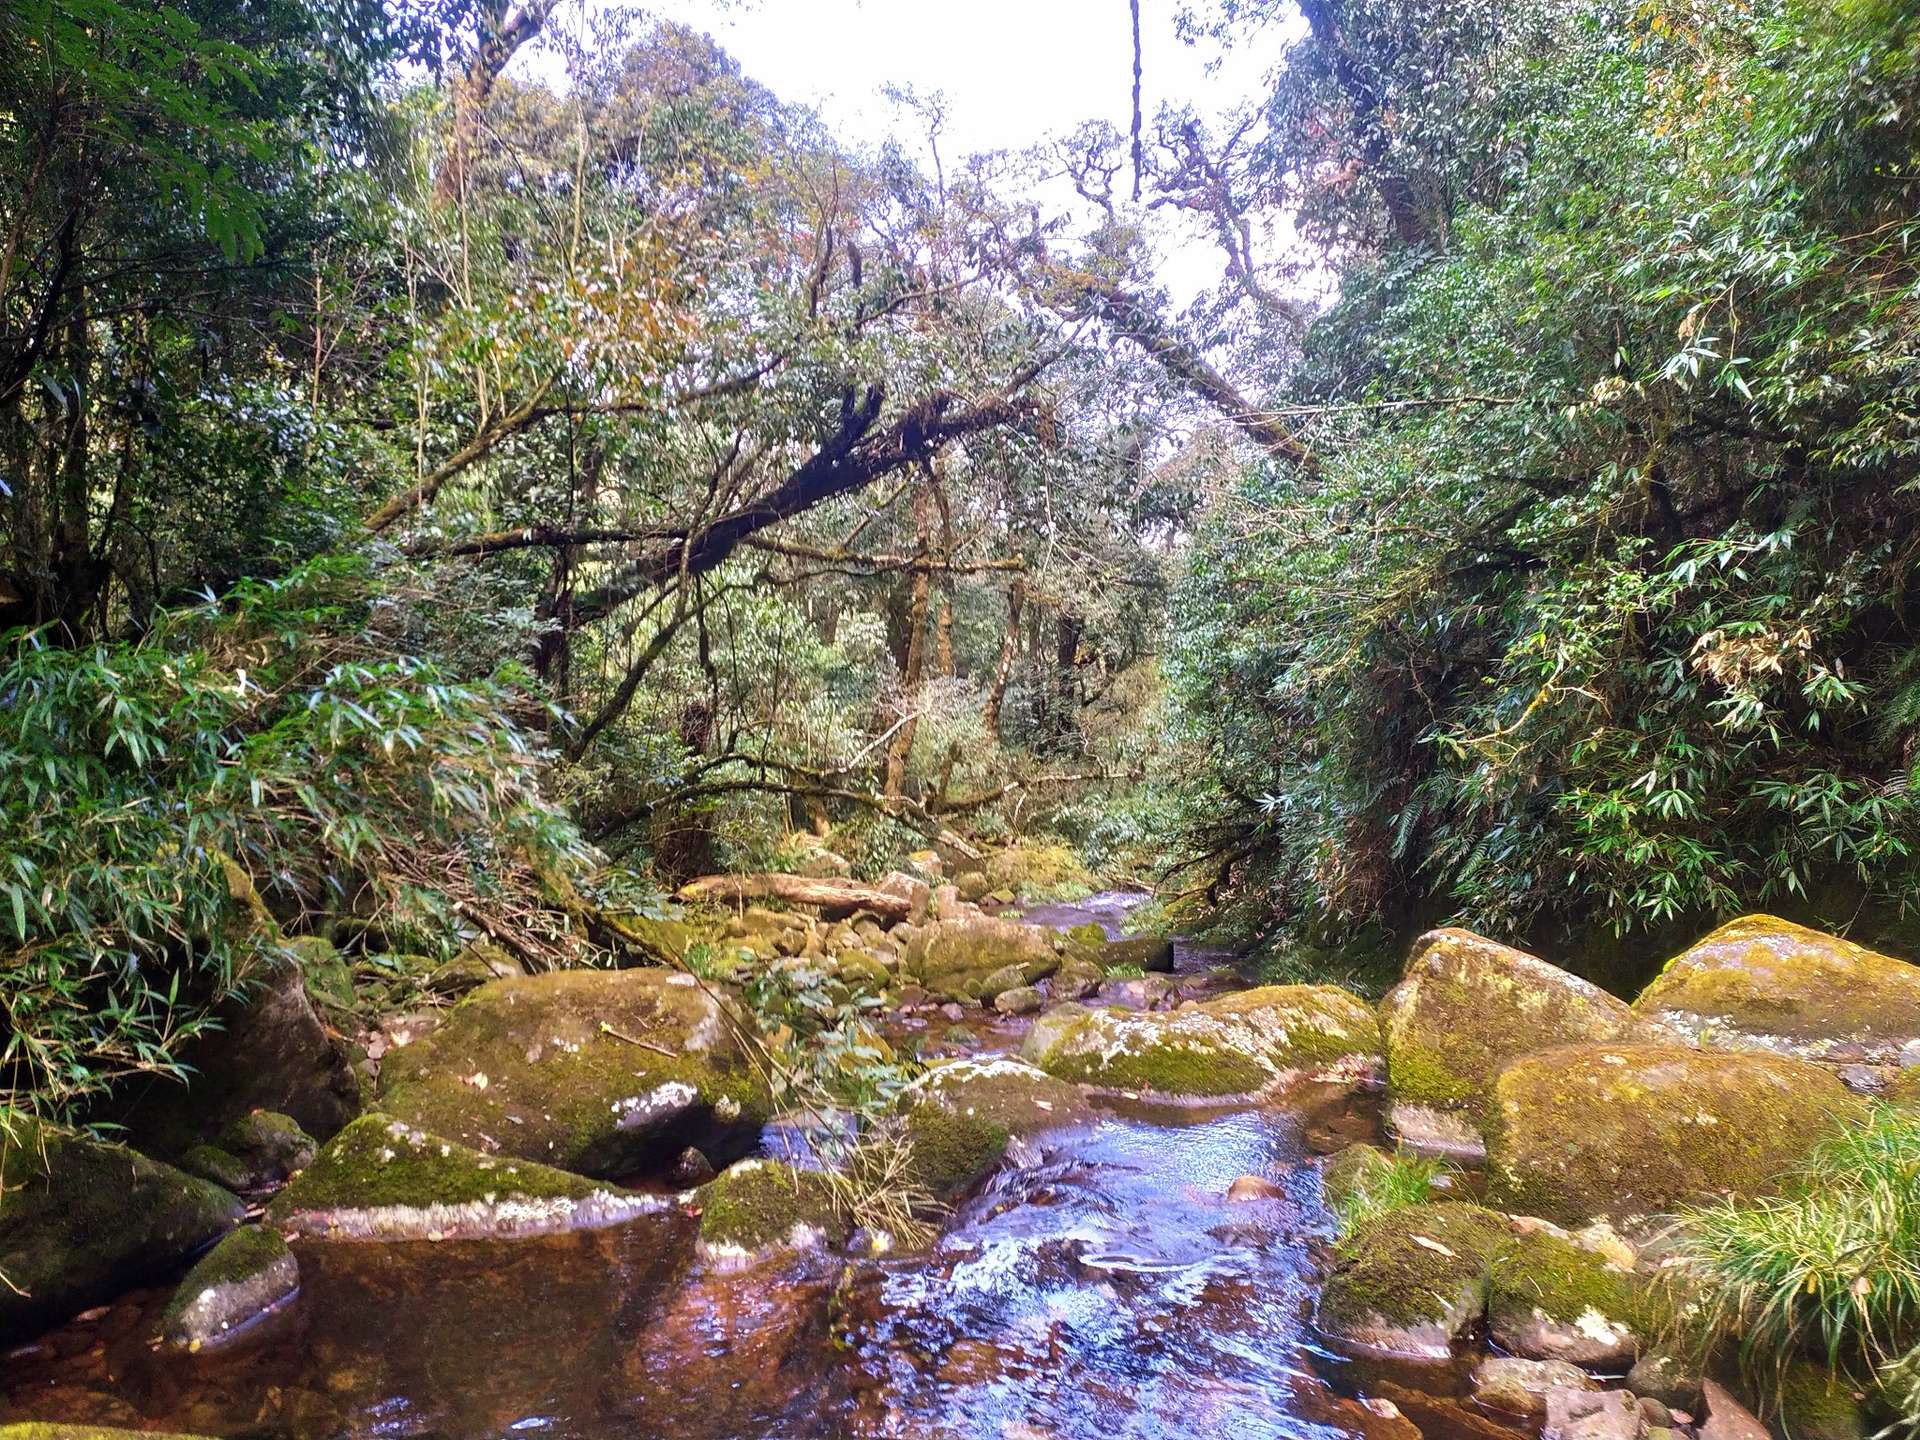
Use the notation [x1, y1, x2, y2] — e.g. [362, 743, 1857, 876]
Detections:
[0, 894, 1513, 1440]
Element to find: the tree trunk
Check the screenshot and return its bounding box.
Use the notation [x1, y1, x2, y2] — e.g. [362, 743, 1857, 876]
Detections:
[675, 873, 913, 919]
[982, 576, 1025, 741]
[883, 484, 935, 797]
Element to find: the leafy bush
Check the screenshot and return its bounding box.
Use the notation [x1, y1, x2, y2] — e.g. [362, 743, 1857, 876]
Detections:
[0, 552, 592, 1121]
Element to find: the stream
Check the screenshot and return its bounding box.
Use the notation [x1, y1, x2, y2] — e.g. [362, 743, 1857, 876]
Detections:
[0, 894, 1514, 1440]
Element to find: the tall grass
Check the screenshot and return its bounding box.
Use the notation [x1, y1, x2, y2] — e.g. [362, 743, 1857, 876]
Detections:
[1672, 1106, 1920, 1390]
[1331, 1150, 1454, 1239]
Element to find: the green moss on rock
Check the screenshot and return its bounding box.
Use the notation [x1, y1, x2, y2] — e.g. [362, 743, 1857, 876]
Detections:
[376, 968, 770, 1178]
[1383, 928, 1671, 1126]
[0, 1427, 217, 1440]
[1315, 1202, 1510, 1357]
[267, 1115, 668, 1240]
[1485, 1043, 1866, 1228]
[159, 1224, 298, 1351]
[981, 843, 1097, 902]
[695, 1160, 846, 1262]
[1020, 985, 1380, 1096]
[902, 915, 1061, 1002]
[902, 1101, 1011, 1195]
[0, 1115, 243, 1342]
[1486, 1225, 1651, 1368]
[1635, 914, 1920, 1064]
[895, 1057, 1089, 1195]
[1776, 1359, 1866, 1440]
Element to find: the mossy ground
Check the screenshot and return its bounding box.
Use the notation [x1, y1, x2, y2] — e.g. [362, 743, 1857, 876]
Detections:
[1485, 1044, 1866, 1227]
[695, 1160, 846, 1253]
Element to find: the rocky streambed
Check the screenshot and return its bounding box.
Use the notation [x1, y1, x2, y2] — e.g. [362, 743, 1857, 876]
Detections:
[2, 891, 1911, 1440]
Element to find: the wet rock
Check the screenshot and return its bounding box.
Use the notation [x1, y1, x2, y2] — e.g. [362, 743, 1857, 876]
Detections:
[898, 1056, 1090, 1194]
[377, 968, 769, 1177]
[110, 957, 360, 1155]
[1625, 1353, 1703, 1412]
[694, 1159, 848, 1267]
[0, 1428, 218, 1440]
[993, 984, 1045, 1016]
[1102, 933, 1175, 973]
[1051, 954, 1104, 1000]
[1315, 1202, 1510, 1358]
[159, 1225, 299, 1352]
[1486, 1043, 1864, 1228]
[1021, 985, 1380, 1096]
[179, 1110, 316, 1193]
[1486, 1225, 1649, 1369]
[0, 1116, 244, 1342]
[667, 1146, 716, 1185]
[1545, 1387, 1645, 1440]
[901, 914, 1061, 1003]
[1635, 914, 1920, 1065]
[1472, 1357, 1596, 1417]
[1382, 929, 1672, 1155]
[267, 1115, 671, 1240]
[1225, 1174, 1288, 1203]
[1698, 1380, 1770, 1440]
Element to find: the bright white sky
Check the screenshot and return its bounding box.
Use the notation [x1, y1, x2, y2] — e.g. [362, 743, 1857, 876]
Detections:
[533, 0, 1304, 305]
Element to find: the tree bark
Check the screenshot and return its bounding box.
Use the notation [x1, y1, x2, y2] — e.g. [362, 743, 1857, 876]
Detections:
[883, 483, 935, 797]
[435, 1, 559, 206]
[982, 576, 1025, 741]
[674, 873, 913, 919]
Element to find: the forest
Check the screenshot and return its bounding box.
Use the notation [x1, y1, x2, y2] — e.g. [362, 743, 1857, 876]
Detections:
[2, 0, 1919, 1437]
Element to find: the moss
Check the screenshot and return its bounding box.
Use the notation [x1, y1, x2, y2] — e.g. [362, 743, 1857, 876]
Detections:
[695, 1160, 846, 1255]
[158, 1225, 297, 1348]
[1318, 1202, 1509, 1330]
[0, 1427, 217, 1440]
[901, 1101, 1010, 1195]
[0, 1114, 243, 1341]
[1382, 928, 1667, 1123]
[1636, 914, 1920, 1062]
[1485, 1226, 1657, 1366]
[1776, 1360, 1867, 1440]
[1021, 985, 1380, 1096]
[177, 1143, 255, 1192]
[1889, 1069, 1920, 1106]
[376, 968, 770, 1177]
[1485, 1044, 1867, 1227]
[981, 842, 1097, 902]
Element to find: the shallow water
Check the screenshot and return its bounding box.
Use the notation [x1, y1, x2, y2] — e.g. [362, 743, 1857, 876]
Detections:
[0, 898, 1513, 1440]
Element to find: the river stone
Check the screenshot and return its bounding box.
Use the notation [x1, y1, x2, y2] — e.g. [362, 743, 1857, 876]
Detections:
[1546, 1387, 1646, 1440]
[1052, 954, 1105, 1000]
[1486, 1043, 1865, 1228]
[980, 842, 1097, 901]
[1103, 934, 1175, 973]
[159, 1224, 299, 1351]
[268, 1114, 672, 1240]
[1383, 929, 1671, 1154]
[377, 968, 769, 1178]
[0, 1117, 244, 1342]
[993, 984, 1045, 1015]
[1487, 1225, 1649, 1369]
[1314, 1202, 1509, 1358]
[1472, 1357, 1596, 1417]
[179, 1110, 317, 1193]
[694, 1159, 848, 1267]
[1634, 914, 1920, 1065]
[898, 1056, 1091, 1193]
[901, 914, 1061, 1002]
[1020, 985, 1380, 1096]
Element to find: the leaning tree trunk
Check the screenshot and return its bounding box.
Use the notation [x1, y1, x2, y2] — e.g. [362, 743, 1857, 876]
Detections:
[982, 576, 1025, 741]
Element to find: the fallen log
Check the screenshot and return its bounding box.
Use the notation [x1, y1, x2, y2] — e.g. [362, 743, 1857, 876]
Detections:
[674, 872, 913, 919]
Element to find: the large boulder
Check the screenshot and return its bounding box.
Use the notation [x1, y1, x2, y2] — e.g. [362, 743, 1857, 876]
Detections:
[1485, 1224, 1650, 1369]
[108, 956, 360, 1156]
[268, 1114, 672, 1240]
[0, 1117, 244, 1341]
[1486, 1043, 1866, 1228]
[898, 1056, 1092, 1194]
[1382, 929, 1672, 1156]
[377, 968, 770, 1178]
[1020, 985, 1380, 1096]
[979, 842, 1097, 901]
[901, 914, 1061, 1003]
[1635, 914, 1920, 1065]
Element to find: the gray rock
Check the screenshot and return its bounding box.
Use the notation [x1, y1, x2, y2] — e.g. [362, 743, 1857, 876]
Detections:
[993, 984, 1045, 1015]
[1473, 1357, 1595, 1418]
[1545, 1387, 1645, 1440]
[1699, 1380, 1770, 1440]
[1626, 1352, 1703, 1412]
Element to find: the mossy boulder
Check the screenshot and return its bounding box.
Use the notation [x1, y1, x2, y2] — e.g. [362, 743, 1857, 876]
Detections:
[901, 914, 1061, 1003]
[1103, 934, 1174, 974]
[1486, 1043, 1866, 1228]
[1383, 928, 1673, 1152]
[377, 968, 769, 1178]
[1776, 1360, 1867, 1440]
[1052, 955, 1105, 1001]
[980, 842, 1096, 902]
[1020, 985, 1380, 1096]
[267, 1115, 670, 1240]
[898, 1057, 1091, 1194]
[694, 1159, 848, 1266]
[106, 958, 360, 1156]
[1315, 1202, 1511, 1357]
[0, 1428, 217, 1440]
[1472, 1356, 1596, 1418]
[428, 940, 525, 996]
[158, 1224, 299, 1352]
[1486, 1224, 1650, 1368]
[179, 1110, 316, 1193]
[0, 1116, 244, 1341]
[1635, 915, 1920, 1065]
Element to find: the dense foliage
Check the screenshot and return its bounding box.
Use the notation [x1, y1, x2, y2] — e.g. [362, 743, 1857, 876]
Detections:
[1167, 0, 1920, 971]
